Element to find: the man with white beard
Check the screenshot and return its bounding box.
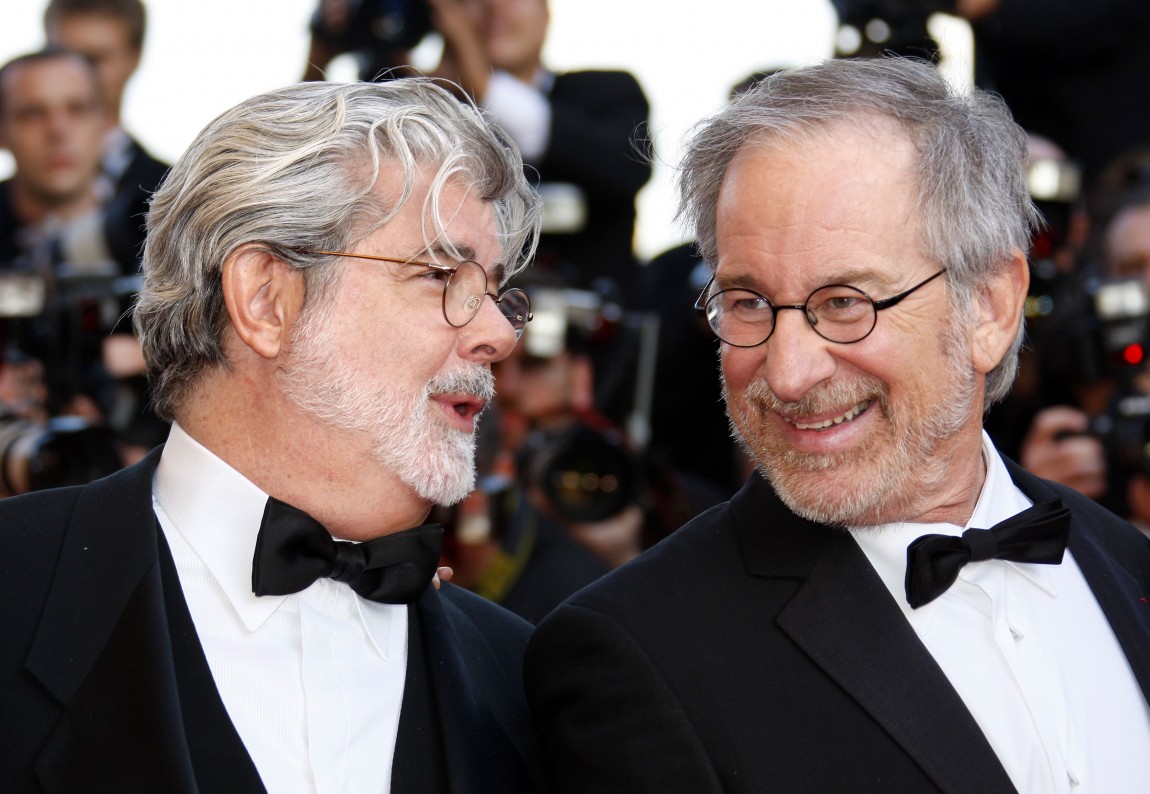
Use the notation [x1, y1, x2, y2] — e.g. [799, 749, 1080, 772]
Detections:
[525, 57, 1150, 793]
[0, 78, 544, 793]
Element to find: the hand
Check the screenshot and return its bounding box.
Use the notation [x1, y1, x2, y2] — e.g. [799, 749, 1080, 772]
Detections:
[427, 0, 491, 99]
[568, 505, 645, 569]
[953, 0, 1000, 22]
[432, 565, 455, 590]
[1020, 406, 1107, 499]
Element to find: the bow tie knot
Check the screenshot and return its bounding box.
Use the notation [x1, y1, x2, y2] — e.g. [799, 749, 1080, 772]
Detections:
[252, 496, 443, 604]
[904, 498, 1071, 609]
[962, 526, 1001, 563]
[330, 543, 368, 584]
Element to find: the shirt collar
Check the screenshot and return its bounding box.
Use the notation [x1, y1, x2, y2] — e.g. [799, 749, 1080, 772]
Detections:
[153, 423, 406, 654]
[852, 431, 1059, 615]
[155, 422, 281, 630]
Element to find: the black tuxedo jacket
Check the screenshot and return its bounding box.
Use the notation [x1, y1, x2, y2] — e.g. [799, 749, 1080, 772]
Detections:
[0, 449, 542, 793]
[532, 70, 651, 300]
[102, 136, 169, 273]
[525, 457, 1150, 792]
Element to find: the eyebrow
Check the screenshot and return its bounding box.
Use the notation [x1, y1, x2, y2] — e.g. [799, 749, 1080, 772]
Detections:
[425, 242, 508, 285]
[716, 266, 897, 297]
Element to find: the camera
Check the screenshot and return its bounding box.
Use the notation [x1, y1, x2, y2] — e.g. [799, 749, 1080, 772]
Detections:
[0, 413, 122, 495]
[518, 422, 642, 524]
[1038, 276, 1150, 486]
[1086, 392, 1150, 481]
[311, 0, 433, 79]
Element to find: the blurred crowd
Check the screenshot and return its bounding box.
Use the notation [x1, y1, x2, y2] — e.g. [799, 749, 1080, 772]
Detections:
[3, 0, 1150, 619]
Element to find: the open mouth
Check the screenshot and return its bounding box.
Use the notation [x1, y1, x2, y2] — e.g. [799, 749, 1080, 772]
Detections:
[436, 393, 487, 428]
[786, 400, 872, 431]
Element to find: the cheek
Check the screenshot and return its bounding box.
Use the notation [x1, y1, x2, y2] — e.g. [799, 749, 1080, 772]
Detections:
[720, 348, 760, 394]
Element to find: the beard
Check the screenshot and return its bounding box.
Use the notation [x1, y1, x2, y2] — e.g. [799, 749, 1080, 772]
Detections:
[724, 331, 979, 527]
[277, 305, 493, 507]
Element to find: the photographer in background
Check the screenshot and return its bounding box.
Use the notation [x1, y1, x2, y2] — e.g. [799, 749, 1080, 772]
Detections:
[302, 0, 431, 81]
[44, 0, 170, 274]
[0, 48, 159, 483]
[428, 0, 652, 302]
[445, 283, 721, 622]
[1021, 147, 1150, 536]
[1, 49, 114, 420]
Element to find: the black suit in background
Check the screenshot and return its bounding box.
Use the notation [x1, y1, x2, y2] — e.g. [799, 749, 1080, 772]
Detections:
[524, 456, 1150, 793]
[531, 70, 651, 302]
[102, 135, 169, 274]
[0, 448, 543, 793]
[972, 0, 1150, 187]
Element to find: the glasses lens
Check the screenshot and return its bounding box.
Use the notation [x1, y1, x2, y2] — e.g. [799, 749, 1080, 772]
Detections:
[707, 289, 775, 347]
[444, 261, 488, 327]
[496, 289, 531, 337]
[805, 284, 876, 343]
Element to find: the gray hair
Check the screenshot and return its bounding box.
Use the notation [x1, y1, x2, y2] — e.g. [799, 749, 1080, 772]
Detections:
[135, 78, 542, 420]
[677, 57, 1040, 406]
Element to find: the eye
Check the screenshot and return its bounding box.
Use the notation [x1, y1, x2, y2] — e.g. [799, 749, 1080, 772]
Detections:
[721, 291, 772, 319]
[419, 266, 453, 282]
[809, 286, 872, 321]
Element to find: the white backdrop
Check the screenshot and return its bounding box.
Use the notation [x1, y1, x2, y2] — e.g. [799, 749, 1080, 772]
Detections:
[0, 2, 978, 260]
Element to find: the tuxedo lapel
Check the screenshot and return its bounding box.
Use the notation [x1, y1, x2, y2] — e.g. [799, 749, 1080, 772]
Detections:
[392, 605, 449, 794]
[415, 587, 541, 793]
[733, 477, 1016, 794]
[25, 449, 262, 792]
[25, 450, 199, 793]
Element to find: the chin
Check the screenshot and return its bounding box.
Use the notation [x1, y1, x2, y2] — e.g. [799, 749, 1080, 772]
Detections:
[389, 430, 479, 508]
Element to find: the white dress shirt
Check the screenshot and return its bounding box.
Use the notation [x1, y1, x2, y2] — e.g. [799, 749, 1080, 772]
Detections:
[481, 69, 553, 164]
[152, 423, 408, 793]
[852, 432, 1150, 793]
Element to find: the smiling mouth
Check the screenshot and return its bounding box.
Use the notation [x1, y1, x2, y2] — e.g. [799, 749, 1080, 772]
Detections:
[786, 400, 872, 431]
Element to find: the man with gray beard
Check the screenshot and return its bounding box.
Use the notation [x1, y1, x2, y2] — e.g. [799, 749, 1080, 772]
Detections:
[0, 79, 544, 793]
[525, 57, 1150, 793]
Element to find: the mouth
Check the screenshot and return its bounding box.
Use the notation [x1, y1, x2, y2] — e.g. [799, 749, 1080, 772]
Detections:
[434, 392, 488, 432]
[784, 400, 872, 431]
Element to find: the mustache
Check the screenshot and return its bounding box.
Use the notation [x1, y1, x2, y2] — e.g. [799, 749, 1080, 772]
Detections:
[428, 366, 495, 402]
[739, 376, 888, 418]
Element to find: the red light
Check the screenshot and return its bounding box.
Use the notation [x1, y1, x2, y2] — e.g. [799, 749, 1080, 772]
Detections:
[1124, 343, 1145, 366]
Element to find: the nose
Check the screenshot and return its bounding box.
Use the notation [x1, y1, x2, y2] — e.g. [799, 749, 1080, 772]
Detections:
[459, 292, 519, 364]
[759, 307, 837, 403]
[45, 109, 72, 140]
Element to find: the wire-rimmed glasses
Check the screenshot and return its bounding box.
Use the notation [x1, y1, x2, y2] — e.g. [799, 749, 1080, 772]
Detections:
[301, 250, 532, 338]
[694, 269, 947, 347]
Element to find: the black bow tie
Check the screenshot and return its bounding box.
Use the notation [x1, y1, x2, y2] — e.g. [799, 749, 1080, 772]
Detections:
[904, 499, 1071, 609]
[251, 497, 443, 604]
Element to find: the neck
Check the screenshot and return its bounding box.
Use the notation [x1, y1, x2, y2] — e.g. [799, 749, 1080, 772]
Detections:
[10, 178, 98, 226]
[903, 428, 989, 527]
[178, 372, 433, 542]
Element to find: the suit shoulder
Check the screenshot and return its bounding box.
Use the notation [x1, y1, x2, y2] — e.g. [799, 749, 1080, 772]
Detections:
[552, 70, 648, 99]
[0, 486, 84, 548]
[438, 582, 533, 644]
[552, 498, 739, 615]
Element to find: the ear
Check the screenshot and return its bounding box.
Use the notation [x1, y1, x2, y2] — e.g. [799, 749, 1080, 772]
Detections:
[970, 248, 1029, 375]
[222, 244, 305, 360]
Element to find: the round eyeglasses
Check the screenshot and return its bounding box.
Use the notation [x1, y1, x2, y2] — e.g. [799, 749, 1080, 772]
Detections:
[695, 269, 947, 347]
[301, 250, 532, 338]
